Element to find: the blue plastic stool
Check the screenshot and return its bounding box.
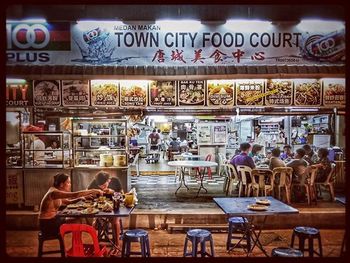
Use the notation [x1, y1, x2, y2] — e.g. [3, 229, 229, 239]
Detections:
[183, 229, 215, 257]
[291, 226, 323, 257]
[37, 231, 65, 257]
[226, 217, 252, 251]
[121, 229, 150, 257]
[271, 247, 304, 257]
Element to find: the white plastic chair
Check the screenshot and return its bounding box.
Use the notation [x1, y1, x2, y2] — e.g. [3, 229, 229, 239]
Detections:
[129, 153, 140, 177]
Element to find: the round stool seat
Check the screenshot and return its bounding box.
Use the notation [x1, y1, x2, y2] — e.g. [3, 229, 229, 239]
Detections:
[228, 217, 249, 224]
[294, 226, 320, 236]
[184, 229, 215, 257]
[272, 247, 303, 257]
[124, 229, 148, 238]
[187, 229, 211, 239]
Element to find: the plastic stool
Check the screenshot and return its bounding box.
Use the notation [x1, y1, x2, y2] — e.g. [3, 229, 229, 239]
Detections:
[271, 247, 304, 257]
[226, 217, 252, 251]
[38, 231, 65, 257]
[183, 229, 215, 257]
[121, 229, 150, 257]
[291, 226, 323, 257]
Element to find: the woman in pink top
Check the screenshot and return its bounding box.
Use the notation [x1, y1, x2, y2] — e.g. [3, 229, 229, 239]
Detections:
[38, 173, 102, 236]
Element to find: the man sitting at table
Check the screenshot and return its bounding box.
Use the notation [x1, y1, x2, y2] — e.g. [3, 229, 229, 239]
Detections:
[269, 148, 286, 170]
[280, 144, 294, 161]
[302, 144, 318, 165]
[286, 148, 309, 183]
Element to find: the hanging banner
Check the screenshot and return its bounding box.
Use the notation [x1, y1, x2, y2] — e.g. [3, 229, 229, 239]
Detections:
[90, 80, 119, 107]
[62, 80, 90, 106]
[119, 80, 148, 107]
[33, 80, 61, 107]
[322, 78, 345, 106]
[265, 79, 293, 106]
[178, 80, 205, 106]
[149, 81, 176, 107]
[6, 79, 33, 107]
[6, 20, 345, 66]
[207, 80, 235, 107]
[294, 79, 322, 106]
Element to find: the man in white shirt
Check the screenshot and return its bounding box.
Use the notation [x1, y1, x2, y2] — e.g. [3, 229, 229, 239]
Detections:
[254, 124, 266, 153]
[30, 135, 46, 165]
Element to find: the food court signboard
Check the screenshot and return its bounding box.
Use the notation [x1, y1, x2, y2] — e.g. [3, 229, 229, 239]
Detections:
[62, 80, 90, 106]
[6, 79, 33, 107]
[294, 79, 322, 106]
[91, 80, 118, 106]
[178, 80, 205, 106]
[6, 20, 345, 66]
[265, 79, 293, 106]
[120, 80, 148, 107]
[33, 80, 61, 106]
[322, 78, 345, 106]
[207, 80, 234, 107]
[235, 79, 265, 106]
[149, 81, 176, 107]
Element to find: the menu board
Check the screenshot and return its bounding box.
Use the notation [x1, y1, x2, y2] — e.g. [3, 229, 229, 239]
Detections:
[207, 80, 234, 107]
[62, 80, 90, 106]
[265, 79, 293, 106]
[91, 80, 118, 106]
[235, 80, 264, 106]
[178, 80, 205, 106]
[6, 79, 33, 107]
[322, 78, 345, 106]
[149, 81, 176, 107]
[120, 80, 148, 107]
[213, 125, 227, 144]
[294, 79, 322, 106]
[33, 80, 61, 107]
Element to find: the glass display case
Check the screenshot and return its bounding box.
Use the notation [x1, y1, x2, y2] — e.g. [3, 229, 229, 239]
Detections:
[22, 131, 72, 168]
[72, 119, 128, 168]
[6, 111, 22, 168]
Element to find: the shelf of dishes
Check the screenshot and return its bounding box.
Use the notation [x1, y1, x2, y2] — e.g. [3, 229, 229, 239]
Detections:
[74, 153, 127, 167]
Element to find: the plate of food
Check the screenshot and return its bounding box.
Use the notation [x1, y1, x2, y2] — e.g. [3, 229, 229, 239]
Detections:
[247, 204, 269, 211]
[255, 198, 271, 205]
[67, 203, 82, 209]
[80, 207, 99, 214]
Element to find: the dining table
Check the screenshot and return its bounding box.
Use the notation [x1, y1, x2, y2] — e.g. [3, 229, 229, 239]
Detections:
[168, 160, 218, 196]
[213, 196, 299, 257]
[57, 199, 135, 252]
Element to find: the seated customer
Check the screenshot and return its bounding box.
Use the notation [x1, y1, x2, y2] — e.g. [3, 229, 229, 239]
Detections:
[280, 144, 294, 161]
[248, 144, 264, 163]
[286, 148, 309, 183]
[230, 142, 255, 170]
[313, 148, 332, 183]
[269, 148, 286, 170]
[302, 144, 318, 165]
[39, 173, 102, 237]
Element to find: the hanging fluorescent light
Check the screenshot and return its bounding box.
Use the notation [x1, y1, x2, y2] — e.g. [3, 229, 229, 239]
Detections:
[7, 18, 47, 23]
[76, 20, 123, 30]
[175, 116, 194, 120]
[149, 115, 168, 123]
[225, 19, 272, 32]
[296, 19, 344, 31]
[6, 78, 27, 84]
[290, 108, 319, 112]
[156, 20, 202, 32]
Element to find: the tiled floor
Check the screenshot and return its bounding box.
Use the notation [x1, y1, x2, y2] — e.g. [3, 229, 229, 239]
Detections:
[131, 175, 225, 186]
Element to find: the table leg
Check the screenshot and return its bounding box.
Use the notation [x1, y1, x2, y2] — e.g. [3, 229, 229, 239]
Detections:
[196, 167, 208, 197]
[175, 167, 189, 195]
[247, 215, 269, 257]
[97, 217, 121, 255]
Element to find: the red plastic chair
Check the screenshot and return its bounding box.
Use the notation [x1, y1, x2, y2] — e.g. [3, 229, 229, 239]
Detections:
[60, 224, 107, 257]
[196, 154, 213, 179]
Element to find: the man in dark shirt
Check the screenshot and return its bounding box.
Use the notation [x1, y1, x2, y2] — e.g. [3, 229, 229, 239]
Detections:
[148, 129, 160, 150]
[230, 142, 255, 169]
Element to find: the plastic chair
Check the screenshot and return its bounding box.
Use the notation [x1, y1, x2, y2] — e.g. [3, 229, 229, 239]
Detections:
[292, 166, 317, 205]
[235, 165, 250, 197]
[173, 155, 184, 182]
[129, 153, 140, 177]
[37, 231, 65, 257]
[196, 154, 213, 180]
[236, 165, 258, 197]
[272, 167, 293, 204]
[60, 223, 107, 257]
[218, 153, 228, 177]
[222, 164, 239, 196]
[314, 163, 336, 202]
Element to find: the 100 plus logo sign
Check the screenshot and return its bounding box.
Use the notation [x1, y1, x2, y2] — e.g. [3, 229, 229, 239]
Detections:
[7, 24, 50, 49]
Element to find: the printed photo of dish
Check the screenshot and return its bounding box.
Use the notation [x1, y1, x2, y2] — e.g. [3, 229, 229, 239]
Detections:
[265, 80, 292, 105]
[208, 83, 234, 106]
[178, 86, 204, 105]
[295, 81, 321, 105]
[91, 83, 118, 106]
[120, 85, 147, 106]
[236, 83, 264, 106]
[150, 81, 176, 106]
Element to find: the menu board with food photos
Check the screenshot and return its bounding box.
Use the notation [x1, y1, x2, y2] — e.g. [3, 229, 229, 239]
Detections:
[178, 80, 205, 106]
[62, 80, 90, 106]
[294, 79, 322, 106]
[207, 80, 234, 107]
[149, 81, 176, 107]
[322, 78, 345, 106]
[120, 80, 148, 107]
[235, 80, 264, 106]
[265, 79, 293, 106]
[6, 79, 33, 107]
[91, 80, 118, 106]
[33, 80, 61, 107]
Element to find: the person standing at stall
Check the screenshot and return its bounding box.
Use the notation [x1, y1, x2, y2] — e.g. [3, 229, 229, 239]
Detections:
[253, 124, 267, 154]
[148, 129, 160, 151]
[39, 173, 102, 237]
